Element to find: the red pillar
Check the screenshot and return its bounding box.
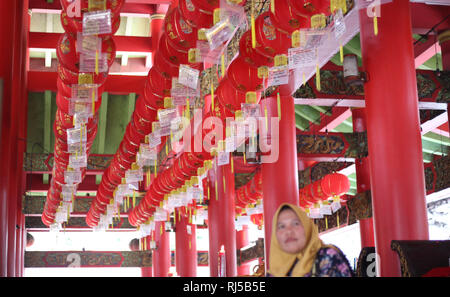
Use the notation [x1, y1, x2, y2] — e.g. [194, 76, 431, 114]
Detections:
[359, 1, 429, 276]
[352, 108, 375, 248]
[261, 95, 299, 271]
[0, 0, 28, 277]
[207, 163, 237, 277]
[153, 221, 171, 277]
[438, 29, 450, 71]
[150, 5, 167, 65]
[236, 225, 251, 276]
[175, 208, 197, 276]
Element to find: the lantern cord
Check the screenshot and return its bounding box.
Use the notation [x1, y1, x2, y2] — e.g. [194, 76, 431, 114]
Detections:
[413, 14, 449, 46]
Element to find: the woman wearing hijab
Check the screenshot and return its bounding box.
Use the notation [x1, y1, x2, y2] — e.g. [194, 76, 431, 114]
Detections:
[267, 203, 354, 277]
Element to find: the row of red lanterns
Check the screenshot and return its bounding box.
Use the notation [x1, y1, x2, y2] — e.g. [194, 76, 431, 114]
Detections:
[235, 170, 262, 214]
[298, 172, 350, 210]
[88, 0, 229, 226]
[103, 0, 336, 227]
[42, 0, 124, 227]
[127, 0, 252, 226]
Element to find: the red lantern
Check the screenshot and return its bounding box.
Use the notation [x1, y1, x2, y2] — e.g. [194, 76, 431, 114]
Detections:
[269, 0, 309, 34]
[226, 56, 264, 93]
[216, 75, 261, 113]
[143, 82, 165, 110]
[250, 213, 264, 229]
[146, 67, 172, 98]
[301, 184, 319, 204]
[321, 173, 350, 199]
[311, 180, 329, 201]
[179, 0, 214, 29]
[239, 30, 274, 67]
[135, 96, 158, 122]
[255, 12, 292, 58]
[164, 6, 198, 51]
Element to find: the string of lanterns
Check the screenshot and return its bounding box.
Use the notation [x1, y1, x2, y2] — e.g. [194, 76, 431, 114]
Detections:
[125, 0, 348, 234]
[41, 0, 124, 228]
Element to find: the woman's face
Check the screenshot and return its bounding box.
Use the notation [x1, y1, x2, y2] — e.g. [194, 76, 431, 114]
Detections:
[276, 208, 306, 254]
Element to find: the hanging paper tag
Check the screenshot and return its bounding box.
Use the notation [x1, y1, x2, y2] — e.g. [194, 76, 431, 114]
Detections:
[225, 137, 236, 153]
[64, 169, 82, 184]
[241, 103, 261, 119]
[299, 29, 326, 50]
[331, 200, 341, 213]
[66, 126, 87, 144]
[308, 207, 323, 219]
[79, 53, 108, 73]
[125, 168, 144, 183]
[73, 113, 90, 127]
[178, 64, 200, 90]
[220, 0, 245, 27]
[217, 151, 230, 166]
[267, 66, 289, 87]
[319, 204, 332, 216]
[69, 153, 88, 168]
[205, 18, 234, 50]
[152, 121, 171, 137]
[67, 142, 87, 154]
[71, 84, 99, 101]
[82, 10, 112, 36]
[333, 9, 346, 40]
[172, 96, 187, 107]
[148, 132, 162, 148]
[76, 33, 101, 55]
[157, 108, 178, 128]
[69, 100, 93, 117]
[288, 47, 317, 69]
[117, 184, 133, 197]
[171, 77, 199, 98]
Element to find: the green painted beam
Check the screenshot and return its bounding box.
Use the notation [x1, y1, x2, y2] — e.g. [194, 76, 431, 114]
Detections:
[419, 53, 442, 71]
[332, 117, 353, 133]
[295, 113, 309, 131]
[331, 34, 363, 66]
[423, 152, 434, 163]
[347, 172, 357, 182]
[422, 132, 450, 146]
[422, 138, 448, 156]
[97, 92, 109, 154]
[309, 105, 332, 116]
[43, 91, 52, 184]
[295, 105, 321, 125]
[127, 93, 136, 123]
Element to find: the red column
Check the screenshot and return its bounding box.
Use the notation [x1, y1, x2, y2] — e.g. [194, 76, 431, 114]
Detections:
[438, 29, 450, 71]
[0, 0, 28, 277]
[153, 221, 171, 277]
[236, 225, 251, 276]
[150, 5, 167, 65]
[359, 1, 429, 276]
[261, 95, 299, 271]
[207, 163, 237, 277]
[352, 108, 375, 248]
[175, 208, 197, 276]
